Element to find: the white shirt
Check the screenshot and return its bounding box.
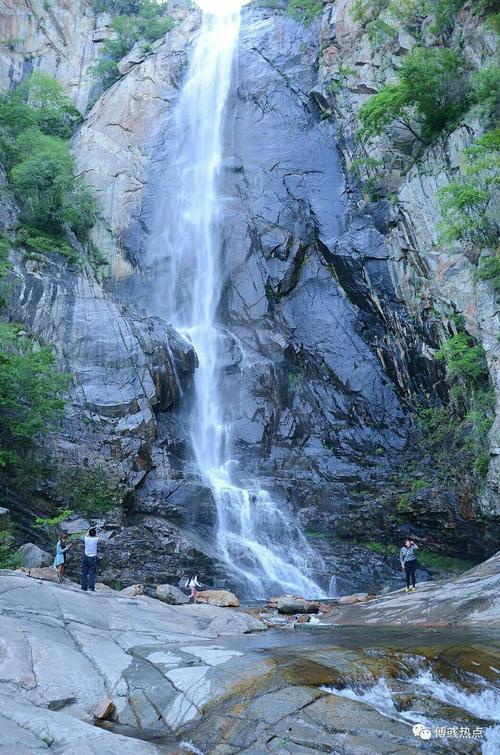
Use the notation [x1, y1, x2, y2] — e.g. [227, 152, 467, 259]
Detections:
[84, 536, 98, 557]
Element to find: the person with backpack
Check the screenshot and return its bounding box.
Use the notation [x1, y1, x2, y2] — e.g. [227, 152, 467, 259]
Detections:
[400, 538, 419, 592]
[81, 527, 99, 592]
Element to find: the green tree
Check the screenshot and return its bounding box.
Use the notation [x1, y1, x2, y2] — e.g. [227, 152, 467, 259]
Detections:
[10, 128, 97, 238]
[21, 72, 81, 138]
[471, 64, 500, 123]
[286, 0, 323, 24]
[0, 324, 70, 473]
[92, 1, 175, 88]
[358, 47, 470, 143]
[0, 529, 21, 569]
[437, 130, 499, 251]
[436, 332, 489, 388]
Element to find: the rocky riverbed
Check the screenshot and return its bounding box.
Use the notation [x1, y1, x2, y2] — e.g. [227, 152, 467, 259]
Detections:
[1, 556, 498, 754]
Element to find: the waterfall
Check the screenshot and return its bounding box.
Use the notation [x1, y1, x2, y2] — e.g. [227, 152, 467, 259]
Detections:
[145, 2, 324, 599]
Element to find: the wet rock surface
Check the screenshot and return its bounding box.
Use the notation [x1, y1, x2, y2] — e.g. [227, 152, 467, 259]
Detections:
[1, 566, 498, 754]
[276, 596, 320, 614]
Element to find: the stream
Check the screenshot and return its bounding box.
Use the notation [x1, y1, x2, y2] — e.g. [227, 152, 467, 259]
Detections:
[97, 623, 500, 753]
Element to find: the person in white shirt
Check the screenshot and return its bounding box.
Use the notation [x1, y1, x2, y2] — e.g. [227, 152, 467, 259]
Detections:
[80, 527, 99, 592]
[188, 575, 201, 603]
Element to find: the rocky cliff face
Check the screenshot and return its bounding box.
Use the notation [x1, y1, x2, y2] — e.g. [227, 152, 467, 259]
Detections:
[1, 0, 498, 593]
[0, 0, 108, 112]
[314, 0, 499, 519]
[0, 1, 198, 567]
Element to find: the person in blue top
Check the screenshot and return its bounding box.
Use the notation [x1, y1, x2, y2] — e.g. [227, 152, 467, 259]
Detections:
[53, 531, 72, 583]
[400, 538, 418, 592]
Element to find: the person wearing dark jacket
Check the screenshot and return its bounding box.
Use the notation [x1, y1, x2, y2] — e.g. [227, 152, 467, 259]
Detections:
[400, 538, 418, 592]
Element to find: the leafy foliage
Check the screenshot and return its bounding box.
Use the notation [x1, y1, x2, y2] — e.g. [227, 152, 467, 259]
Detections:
[0, 235, 12, 306]
[360, 541, 399, 556]
[471, 64, 500, 123]
[358, 47, 470, 143]
[437, 130, 499, 252]
[92, 1, 174, 88]
[286, 0, 323, 25]
[475, 253, 500, 292]
[10, 129, 97, 238]
[16, 226, 80, 265]
[352, 0, 497, 37]
[0, 324, 70, 474]
[0, 529, 20, 569]
[22, 73, 81, 138]
[367, 17, 397, 45]
[418, 327, 493, 481]
[416, 550, 475, 573]
[34, 509, 73, 537]
[55, 466, 125, 516]
[0, 74, 80, 159]
[436, 332, 489, 388]
[0, 74, 97, 245]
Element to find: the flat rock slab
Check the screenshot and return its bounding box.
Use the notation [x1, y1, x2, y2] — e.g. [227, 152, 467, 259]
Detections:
[0, 571, 263, 751]
[326, 553, 500, 627]
[0, 695, 160, 754]
[16, 566, 60, 582]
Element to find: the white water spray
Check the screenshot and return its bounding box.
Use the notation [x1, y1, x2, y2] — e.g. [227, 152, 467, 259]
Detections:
[146, 3, 324, 597]
[322, 665, 500, 753]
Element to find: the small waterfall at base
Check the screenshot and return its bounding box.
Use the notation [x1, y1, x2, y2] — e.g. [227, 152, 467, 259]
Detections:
[145, 4, 324, 599]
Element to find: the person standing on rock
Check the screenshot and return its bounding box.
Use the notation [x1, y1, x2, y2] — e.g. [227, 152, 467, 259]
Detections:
[81, 527, 99, 592]
[400, 538, 418, 592]
[188, 575, 201, 603]
[53, 531, 72, 582]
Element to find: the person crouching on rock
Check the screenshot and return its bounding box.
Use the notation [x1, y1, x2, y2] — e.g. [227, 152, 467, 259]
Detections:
[188, 575, 201, 603]
[81, 527, 99, 592]
[400, 538, 418, 592]
[54, 531, 72, 583]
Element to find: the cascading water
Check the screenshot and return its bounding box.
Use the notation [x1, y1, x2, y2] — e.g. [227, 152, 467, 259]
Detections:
[145, 2, 324, 598]
[322, 664, 500, 754]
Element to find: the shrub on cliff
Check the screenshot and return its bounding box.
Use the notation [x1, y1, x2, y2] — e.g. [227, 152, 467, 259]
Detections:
[437, 130, 499, 253]
[0, 75, 97, 247]
[286, 0, 323, 24]
[0, 529, 20, 569]
[10, 129, 97, 239]
[54, 466, 126, 516]
[358, 47, 470, 143]
[0, 74, 81, 159]
[0, 324, 70, 475]
[92, 1, 175, 89]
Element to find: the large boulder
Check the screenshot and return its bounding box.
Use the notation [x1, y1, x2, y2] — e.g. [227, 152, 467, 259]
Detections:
[196, 590, 240, 608]
[17, 543, 52, 569]
[156, 584, 189, 605]
[120, 584, 144, 597]
[276, 596, 320, 614]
